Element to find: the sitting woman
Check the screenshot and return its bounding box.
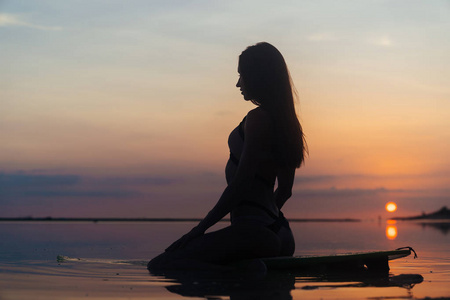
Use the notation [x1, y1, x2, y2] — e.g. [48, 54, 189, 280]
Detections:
[148, 42, 307, 271]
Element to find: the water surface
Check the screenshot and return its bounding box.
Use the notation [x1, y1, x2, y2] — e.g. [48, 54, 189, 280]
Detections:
[0, 220, 449, 299]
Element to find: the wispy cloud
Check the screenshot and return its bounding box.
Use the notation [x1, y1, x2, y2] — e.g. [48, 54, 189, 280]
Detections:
[306, 33, 340, 42]
[294, 187, 403, 199]
[99, 176, 182, 186]
[367, 35, 393, 47]
[0, 173, 80, 188]
[0, 172, 180, 204]
[306, 32, 394, 48]
[0, 13, 62, 31]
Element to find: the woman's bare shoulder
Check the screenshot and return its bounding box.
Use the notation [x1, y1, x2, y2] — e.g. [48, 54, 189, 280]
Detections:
[246, 107, 271, 124]
[244, 107, 273, 139]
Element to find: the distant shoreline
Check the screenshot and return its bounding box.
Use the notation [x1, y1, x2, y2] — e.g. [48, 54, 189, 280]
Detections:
[0, 217, 361, 223]
[392, 206, 450, 221]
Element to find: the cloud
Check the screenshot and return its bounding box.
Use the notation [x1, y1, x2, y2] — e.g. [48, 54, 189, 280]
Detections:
[0, 13, 62, 31]
[367, 35, 393, 47]
[306, 33, 339, 42]
[0, 173, 80, 188]
[0, 173, 135, 203]
[16, 189, 139, 198]
[99, 176, 182, 186]
[1, 171, 447, 218]
[0, 172, 183, 205]
[294, 187, 402, 199]
[295, 174, 339, 183]
[306, 32, 394, 48]
[294, 174, 384, 185]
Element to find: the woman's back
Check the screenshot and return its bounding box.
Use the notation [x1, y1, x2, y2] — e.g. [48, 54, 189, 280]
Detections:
[225, 108, 280, 222]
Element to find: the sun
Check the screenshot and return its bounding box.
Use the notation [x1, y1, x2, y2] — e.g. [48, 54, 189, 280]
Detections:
[385, 202, 397, 213]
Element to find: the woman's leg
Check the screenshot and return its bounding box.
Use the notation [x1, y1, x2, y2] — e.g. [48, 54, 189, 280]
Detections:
[277, 225, 295, 257]
[148, 222, 281, 271]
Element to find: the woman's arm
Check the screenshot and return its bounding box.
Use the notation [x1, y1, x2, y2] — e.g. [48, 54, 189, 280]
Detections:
[166, 108, 273, 251]
[274, 167, 295, 210]
[197, 108, 273, 231]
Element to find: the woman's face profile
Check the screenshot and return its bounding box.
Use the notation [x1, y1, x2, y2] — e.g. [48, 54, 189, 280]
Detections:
[236, 67, 251, 101]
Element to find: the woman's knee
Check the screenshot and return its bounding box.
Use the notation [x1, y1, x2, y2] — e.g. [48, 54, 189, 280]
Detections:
[147, 252, 168, 271]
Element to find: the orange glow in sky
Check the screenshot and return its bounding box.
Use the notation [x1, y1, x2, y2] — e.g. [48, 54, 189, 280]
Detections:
[1, 1, 449, 219]
[385, 202, 397, 213]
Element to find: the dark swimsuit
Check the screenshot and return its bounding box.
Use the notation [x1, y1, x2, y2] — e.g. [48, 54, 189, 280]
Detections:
[229, 117, 275, 188]
[229, 117, 290, 234]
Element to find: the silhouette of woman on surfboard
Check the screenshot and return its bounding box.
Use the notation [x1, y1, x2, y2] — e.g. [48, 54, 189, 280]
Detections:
[148, 42, 307, 270]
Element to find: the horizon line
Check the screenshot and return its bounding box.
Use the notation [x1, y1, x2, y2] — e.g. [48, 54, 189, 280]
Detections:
[0, 217, 361, 223]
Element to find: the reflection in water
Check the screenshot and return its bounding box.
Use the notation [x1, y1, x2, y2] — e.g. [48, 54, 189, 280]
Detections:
[300, 274, 423, 290]
[150, 269, 423, 300]
[385, 220, 398, 240]
[154, 270, 295, 300]
[418, 222, 450, 235]
[386, 225, 398, 240]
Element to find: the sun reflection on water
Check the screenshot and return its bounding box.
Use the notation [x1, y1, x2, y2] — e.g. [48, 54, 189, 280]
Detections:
[386, 225, 398, 240]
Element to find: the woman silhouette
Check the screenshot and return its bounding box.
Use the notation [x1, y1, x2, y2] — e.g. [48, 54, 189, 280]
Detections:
[148, 42, 307, 271]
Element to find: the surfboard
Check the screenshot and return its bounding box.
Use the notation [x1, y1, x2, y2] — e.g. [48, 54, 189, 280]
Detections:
[58, 248, 416, 274]
[261, 248, 414, 272]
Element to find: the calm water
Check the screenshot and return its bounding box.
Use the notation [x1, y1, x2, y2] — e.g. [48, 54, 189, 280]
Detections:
[0, 220, 449, 299]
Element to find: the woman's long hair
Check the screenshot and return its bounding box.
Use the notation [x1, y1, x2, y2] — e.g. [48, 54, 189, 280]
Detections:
[239, 42, 307, 168]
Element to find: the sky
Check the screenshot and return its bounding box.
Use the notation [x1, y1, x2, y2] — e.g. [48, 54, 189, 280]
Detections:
[1, 0, 449, 220]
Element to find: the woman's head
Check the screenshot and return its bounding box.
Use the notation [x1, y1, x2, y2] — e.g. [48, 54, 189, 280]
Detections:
[238, 42, 292, 107]
[238, 42, 307, 168]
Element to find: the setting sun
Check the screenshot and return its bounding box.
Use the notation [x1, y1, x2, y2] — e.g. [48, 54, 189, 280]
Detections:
[385, 202, 397, 213]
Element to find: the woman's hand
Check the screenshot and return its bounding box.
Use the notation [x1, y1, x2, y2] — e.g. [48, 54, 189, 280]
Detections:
[165, 226, 204, 252]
